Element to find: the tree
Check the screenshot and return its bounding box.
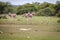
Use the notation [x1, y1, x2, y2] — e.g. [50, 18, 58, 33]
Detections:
[55, 1, 60, 17]
[36, 7, 55, 16]
[0, 2, 13, 14]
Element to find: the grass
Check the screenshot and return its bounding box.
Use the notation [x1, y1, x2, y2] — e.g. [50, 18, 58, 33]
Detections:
[0, 15, 60, 40]
[0, 15, 60, 25]
[0, 25, 60, 40]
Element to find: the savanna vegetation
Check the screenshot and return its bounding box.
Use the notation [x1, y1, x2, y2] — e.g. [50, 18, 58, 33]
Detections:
[0, 1, 60, 17]
[0, 1, 60, 40]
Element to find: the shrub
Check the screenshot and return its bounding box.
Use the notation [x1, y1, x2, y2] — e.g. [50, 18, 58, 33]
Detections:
[36, 7, 55, 16]
[56, 11, 60, 17]
[57, 20, 60, 23]
[0, 15, 7, 19]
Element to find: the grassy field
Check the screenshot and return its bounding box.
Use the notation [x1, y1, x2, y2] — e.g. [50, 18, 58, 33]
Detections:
[0, 16, 60, 40]
[0, 15, 60, 25]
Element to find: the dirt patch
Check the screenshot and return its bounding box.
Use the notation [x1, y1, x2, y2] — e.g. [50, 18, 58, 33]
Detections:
[19, 28, 32, 31]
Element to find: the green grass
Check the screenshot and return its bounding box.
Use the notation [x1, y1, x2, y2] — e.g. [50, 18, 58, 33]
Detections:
[0, 25, 60, 40]
[0, 16, 60, 25]
[0, 16, 60, 40]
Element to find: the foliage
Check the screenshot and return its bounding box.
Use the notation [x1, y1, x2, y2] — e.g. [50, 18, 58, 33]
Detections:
[56, 11, 60, 17]
[0, 15, 7, 19]
[55, 1, 60, 17]
[57, 20, 60, 23]
[0, 1, 60, 17]
[0, 2, 14, 14]
[36, 7, 55, 16]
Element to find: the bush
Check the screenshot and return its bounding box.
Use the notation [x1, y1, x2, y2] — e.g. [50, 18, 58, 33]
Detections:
[57, 20, 60, 23]
[36, 7, 55, 16]
[0, 15, 7, 19]
[56, 11, 60, 17]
